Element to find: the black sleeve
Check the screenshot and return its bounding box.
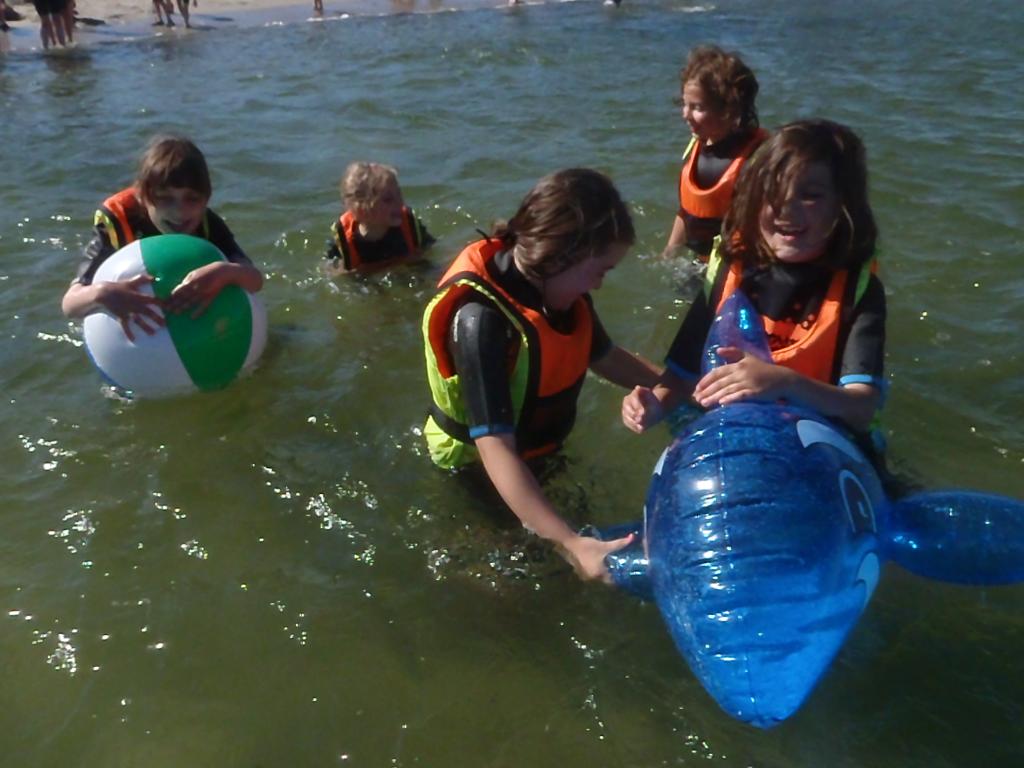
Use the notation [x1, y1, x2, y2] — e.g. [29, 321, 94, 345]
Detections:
[412, 211, 436, 249]
[838, 274, 886, 387]
[325, 220, 343, 263]
[449, 298, 518, 438]
[664, 289, 715, 380]
[205, 210, 252, 266]
[585, 295, 613, 362]
[74, 221, 117, 285]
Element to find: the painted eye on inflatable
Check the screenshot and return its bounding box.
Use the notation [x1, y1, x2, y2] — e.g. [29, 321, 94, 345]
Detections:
[82, 234, 267, 398]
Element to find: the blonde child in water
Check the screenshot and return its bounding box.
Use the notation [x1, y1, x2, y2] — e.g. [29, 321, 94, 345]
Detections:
[664, 45, 768, 261]
[324, 162, 434, 275]
[423, 169, 662, 582]
[626, 120, 886, 438]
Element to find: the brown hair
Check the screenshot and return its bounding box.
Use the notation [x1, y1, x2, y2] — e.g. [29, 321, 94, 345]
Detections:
[136, 135, 212, 202]
[722, 119, 877, 269]
[341, 162, 399, 212]
[678, 45, 760, 135]
[492, 168, 635, 279]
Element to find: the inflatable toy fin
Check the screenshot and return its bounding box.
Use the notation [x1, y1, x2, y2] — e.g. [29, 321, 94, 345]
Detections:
[882, 491, 1024, 585]
[701, 289, 773, 377]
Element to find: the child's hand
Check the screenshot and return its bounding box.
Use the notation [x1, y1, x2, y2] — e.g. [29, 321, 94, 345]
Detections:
[693, 346, 793, 408]
[165, 262, 230, 318]
[97, 275, 165, 342]
[622, 386, 664, 434]
[559, 532, 635, 583]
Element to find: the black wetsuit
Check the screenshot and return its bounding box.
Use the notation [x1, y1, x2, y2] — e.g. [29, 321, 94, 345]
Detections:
[447, 250, 612, 447]
[666, 260, 886, 392]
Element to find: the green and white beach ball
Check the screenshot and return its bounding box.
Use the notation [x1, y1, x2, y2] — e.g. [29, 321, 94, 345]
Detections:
[83, 234, 267, 398]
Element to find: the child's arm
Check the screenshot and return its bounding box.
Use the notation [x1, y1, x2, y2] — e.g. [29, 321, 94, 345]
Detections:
[693, 347, 881, 431]
[662, 213, 688, 258]
[62, 277, 165, 342]
[590, 344, 662, 389]
[621, 368, 697, 434]
[62, 226, 166, 341]
[165, 212, 264, 316]
[165, 261, 263, 317]
[475, 433, 635, 581]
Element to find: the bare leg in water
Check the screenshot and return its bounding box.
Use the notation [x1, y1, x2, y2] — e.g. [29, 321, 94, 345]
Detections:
[175, 0, 191, 28]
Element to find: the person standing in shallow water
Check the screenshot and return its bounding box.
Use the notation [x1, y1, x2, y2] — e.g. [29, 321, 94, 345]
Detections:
[624, 120, 886, 441]
[664, 45, 767, 261]
[33, 0, 70, 48]
[62, 135, 264, 340]
[323, 162, 434, 275]
[423, 168, 661, 582]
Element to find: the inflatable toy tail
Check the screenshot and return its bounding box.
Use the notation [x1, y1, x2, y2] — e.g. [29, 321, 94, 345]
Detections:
[882, 491, 1024, 585]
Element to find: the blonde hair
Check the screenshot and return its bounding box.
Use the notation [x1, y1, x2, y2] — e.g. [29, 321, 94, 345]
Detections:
[341, 162, 399, 212]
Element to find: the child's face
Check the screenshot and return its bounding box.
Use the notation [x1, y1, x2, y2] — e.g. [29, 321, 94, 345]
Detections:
[143, 186, 209, 235]
[541, 242, 628, 310]
[681, 81, 732, 144]
[357, 181, 404, 232]
[759, 162, 840, 264]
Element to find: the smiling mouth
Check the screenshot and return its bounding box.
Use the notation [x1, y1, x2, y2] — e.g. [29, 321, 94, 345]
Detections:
[775, 224, 806, 238]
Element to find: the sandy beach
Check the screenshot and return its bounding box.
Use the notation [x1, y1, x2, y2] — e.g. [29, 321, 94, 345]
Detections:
[1, 0, 523, 53]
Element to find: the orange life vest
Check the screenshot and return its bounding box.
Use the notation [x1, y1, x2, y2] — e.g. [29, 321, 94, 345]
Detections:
[95, 187, 211, 250]
[96, 188, 144, 249]
[678, 127, 769, 220]
[423, 238, 593, 460]
[335, 207, 418, 270]
[715, 259, 849, 384]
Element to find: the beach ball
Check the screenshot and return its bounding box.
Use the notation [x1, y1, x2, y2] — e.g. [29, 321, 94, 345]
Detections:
[83, 234, 267, 397]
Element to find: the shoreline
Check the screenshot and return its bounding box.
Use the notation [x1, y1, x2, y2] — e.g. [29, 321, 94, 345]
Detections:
[1, 0, 557, 54]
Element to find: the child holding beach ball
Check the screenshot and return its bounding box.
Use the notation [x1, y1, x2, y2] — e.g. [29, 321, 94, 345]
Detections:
[323, 161, 434, 275]
[62, 135, 265, 396]
[664, 45, 768, 261]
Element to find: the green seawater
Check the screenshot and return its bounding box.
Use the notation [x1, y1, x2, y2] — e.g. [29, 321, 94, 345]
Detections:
[1, 1, 1022, 765]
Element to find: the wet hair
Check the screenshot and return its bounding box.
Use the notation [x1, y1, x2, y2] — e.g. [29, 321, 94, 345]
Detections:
[491, 168, 635, 279]
[722, 119, 877, 269]
[678, 45, 760, 135]
[341, 162, 400, 212]
[136, 135, 212, 202]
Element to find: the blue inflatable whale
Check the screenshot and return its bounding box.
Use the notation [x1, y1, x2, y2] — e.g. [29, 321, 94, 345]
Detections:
[597, 292, 1024, 728]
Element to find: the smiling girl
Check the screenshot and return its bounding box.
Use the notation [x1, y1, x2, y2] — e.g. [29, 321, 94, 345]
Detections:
[62, 136, 263, 341]
[423, 169, 662, 581]
[625, 120, 885, 435]
[664, 45, 768, 261]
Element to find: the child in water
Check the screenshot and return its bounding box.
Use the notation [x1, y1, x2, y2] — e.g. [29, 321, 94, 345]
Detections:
[324, 162, 434, 275]
[625, 120, 885, 436]
[62, 135, 264, 341]
[423, 169, 662, 581]
[663, 45, 768, 261]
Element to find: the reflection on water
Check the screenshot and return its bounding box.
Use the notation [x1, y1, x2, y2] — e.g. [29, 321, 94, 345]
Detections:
[1, 0, 1023, 765]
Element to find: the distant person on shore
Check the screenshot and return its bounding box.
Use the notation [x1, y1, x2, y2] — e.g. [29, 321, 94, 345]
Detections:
[0, 4, 9, 44]
[663, 45, 767, 261]
[324, 162, 434, 275]
[62, 135, 263, 341]
[422, 168, 662, 582]
[175, 0, 193, 28]
[33, 0, 70, 48]
[152, 0, 173, 26]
